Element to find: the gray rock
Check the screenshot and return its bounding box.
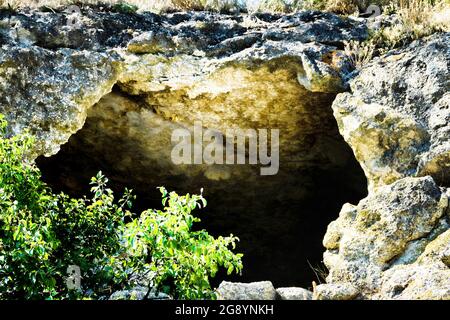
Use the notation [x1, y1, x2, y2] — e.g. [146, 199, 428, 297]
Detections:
[332, 33, 450, 191]
[323, 176, 449, 299]
[127, 30, 176, 54]
[323, 32, 450, 300]
[0, 9, 368, 159]
[0, 45, 120, 157]
[217, 281, 277, 300]
[276, 287, 313, 300]
[109, 286, 171, 300]
[313, 283, 359, 300]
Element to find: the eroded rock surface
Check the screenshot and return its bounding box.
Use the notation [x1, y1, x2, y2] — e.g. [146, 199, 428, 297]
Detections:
[217, 281, 277, 300]
[109, 286, 172, 300]
[322, 176, 449, 299]
[0, 9, 367, 157]
[313, 282, 359, 300]
[322, 33, 450, 300]
[276, 287, 313, 300]
[0, 46, 120, 156]
[0, 9, 370, 287]
[332, 33, 450, 191]
[1, 7, 449, 300]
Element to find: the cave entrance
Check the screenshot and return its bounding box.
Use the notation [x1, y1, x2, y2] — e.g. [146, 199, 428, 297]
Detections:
[36, 84, 367, 289]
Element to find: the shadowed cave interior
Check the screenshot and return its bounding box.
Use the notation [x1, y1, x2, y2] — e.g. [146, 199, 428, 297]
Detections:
[36, 88, 368, 289]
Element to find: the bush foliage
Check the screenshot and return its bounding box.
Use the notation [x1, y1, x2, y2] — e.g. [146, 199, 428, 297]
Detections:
[0, 116, 242, 299]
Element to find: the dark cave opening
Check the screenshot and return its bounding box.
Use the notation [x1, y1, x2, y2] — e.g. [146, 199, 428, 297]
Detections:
[36, 90, 368, 289]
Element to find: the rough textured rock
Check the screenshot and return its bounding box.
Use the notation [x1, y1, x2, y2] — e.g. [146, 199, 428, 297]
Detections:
[217, 281, 277, 300]
[332, 33, 450, 191]
[109, 286, 171, 300]
[322, 32, 450, 300]
[313, 283, 359, 300]
[0, 45, 120, 156]
[0, 9, 367, 158]
[1, 7, 449, 300]
[323, 176, 449, 299]
[378, 228, 450, 300]
[1, 9, 369, 287]
[276, 287, 312, 300]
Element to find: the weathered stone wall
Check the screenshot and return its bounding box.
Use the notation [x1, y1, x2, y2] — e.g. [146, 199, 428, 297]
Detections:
[320, 33, 449, 300]
[16, 9, 367, 287]
[0, 7, 448, 299]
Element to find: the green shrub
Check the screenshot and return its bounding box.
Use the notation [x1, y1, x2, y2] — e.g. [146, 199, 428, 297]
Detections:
[0, 117, 138, 299]
[112, 1, 139, 13]
[113, 187, 243, 299]
[0, 115, 242, 299]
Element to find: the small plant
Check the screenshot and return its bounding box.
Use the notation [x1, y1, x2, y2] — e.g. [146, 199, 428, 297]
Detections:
[363, 0, 449, 52]
[307, 260, 329, 285]
[397, 0, 449, 36]
[0, 115, 243, 300]
[114, 187, 243, 299]
[344, 39, 376, 69]
[113, 1, 139, 13]
[0, 117, 134, 299]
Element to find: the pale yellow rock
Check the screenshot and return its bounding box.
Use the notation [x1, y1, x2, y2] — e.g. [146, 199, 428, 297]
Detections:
[323, 176, 450, 299]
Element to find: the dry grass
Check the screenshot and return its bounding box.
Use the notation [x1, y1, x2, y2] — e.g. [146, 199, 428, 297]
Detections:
[400, 0, 450, 31]
[344, 39, 376, 69]
[1, 0, 449, 22]
[341, 0, 449, 68]
[0, 0, 240, 12]
[380, 0, 450, 48]
[398, 0, 433, 25]
[325, 0, 358, 14]
[0, 0, 161, 12]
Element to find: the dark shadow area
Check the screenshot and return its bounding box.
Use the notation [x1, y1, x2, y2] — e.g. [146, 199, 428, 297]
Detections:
[36, 95, 367, 289]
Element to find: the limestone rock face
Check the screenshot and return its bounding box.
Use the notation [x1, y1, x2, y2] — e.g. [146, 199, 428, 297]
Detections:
[332, 33, 450, 191]
[0, 9, 367, 159]
[109, 286, 172, 300]
[378, 229, 450, 299]
[0, 46, 120, 156]
[313, 282, 359, 300]
[322, 176, 449, 299]
[1, 7, 449, 300]
[322, 33, 450, 300]
[276, 287, 313, 300]
[0, 8, 370, 289]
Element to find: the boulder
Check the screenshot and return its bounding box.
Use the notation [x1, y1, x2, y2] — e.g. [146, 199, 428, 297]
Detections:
[217, 281, 277, 300]
[323, 176, 449, 299]
[313, 283, 359, 300]
[323, 32, 450, 300]
[276, 287, 313, 300]
[332, 33, 450, 191]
